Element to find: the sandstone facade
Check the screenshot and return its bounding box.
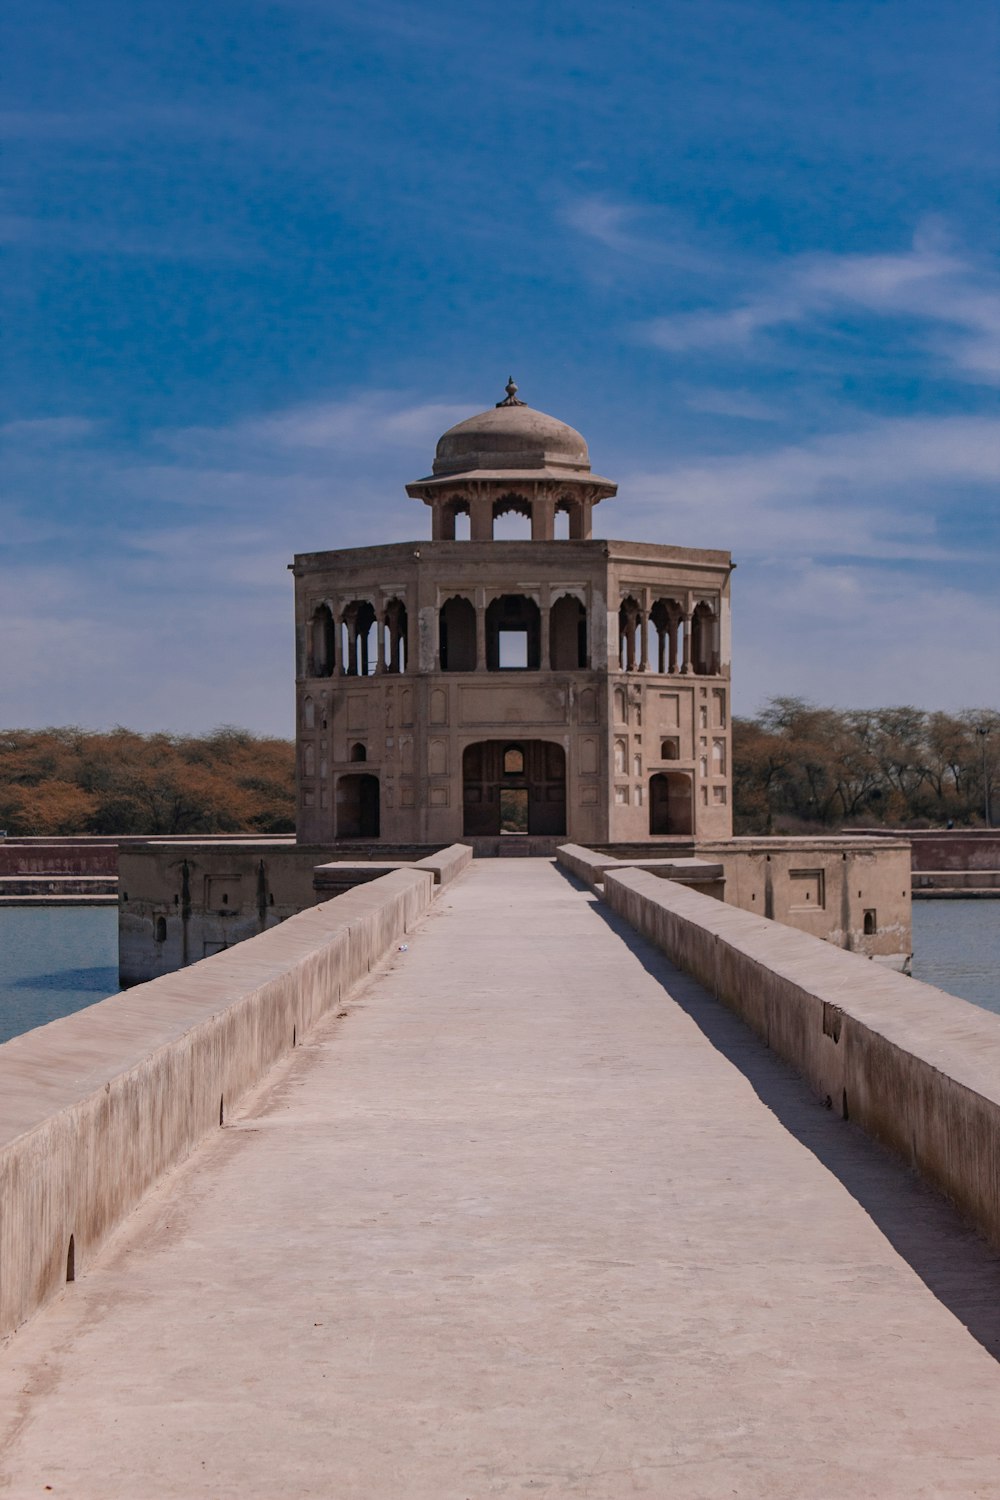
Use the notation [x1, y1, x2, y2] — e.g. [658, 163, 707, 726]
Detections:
[292, 384, 734, 846]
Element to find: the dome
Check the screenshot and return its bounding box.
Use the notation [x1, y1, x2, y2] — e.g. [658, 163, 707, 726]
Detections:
[431, 379, 592, 478]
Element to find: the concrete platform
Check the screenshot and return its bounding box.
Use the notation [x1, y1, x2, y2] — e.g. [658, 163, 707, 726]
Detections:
[2, 858, 1000, 1497]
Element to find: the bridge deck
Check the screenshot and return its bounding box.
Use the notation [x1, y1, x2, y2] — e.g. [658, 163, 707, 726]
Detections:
[3, 859, 1000, 1497]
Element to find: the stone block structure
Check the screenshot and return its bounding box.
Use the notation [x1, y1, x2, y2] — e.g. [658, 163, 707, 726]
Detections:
[293, 381, 733, 847]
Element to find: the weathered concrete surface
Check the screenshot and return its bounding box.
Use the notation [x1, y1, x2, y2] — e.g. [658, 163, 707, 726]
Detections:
[3, 859, 1000, 1497]
[604, 865, 1000, 1253]
[0, 868, 434, 1338]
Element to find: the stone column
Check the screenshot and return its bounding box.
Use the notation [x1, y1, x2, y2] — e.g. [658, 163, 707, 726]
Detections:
[681, 613, 692, 674]
[531, 493, 556, 541]
[431, 503, 453, 541]
[540, 592, 551, 671]
[470, 494, 493, 541]
[475, 590, 487, 672]
[376, 606, 386, 674]
[638, 592, 649, 672]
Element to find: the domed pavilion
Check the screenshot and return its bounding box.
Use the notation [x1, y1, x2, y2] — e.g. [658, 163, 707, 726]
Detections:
[406, 379, 617, 541]
[291, 381, 734, 848]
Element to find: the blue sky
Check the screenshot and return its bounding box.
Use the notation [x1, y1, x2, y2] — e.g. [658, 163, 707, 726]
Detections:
[3, 0, 998, 734]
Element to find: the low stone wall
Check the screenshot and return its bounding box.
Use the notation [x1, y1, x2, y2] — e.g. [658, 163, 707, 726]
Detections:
[0, 867, 436, 1339]
[557, 843, 724, 896]
[413, 843, 474, 887]
[603, 867, 1000, 1251]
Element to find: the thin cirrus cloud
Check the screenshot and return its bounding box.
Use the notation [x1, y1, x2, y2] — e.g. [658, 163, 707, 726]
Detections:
[639, 227, 1000, 383]
[615, 414, 999, 564]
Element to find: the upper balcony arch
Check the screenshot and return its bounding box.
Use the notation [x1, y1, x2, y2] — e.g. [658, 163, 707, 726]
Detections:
[340, 598, 378, 677]
[691, 599, 721, 676]
[382, 596, 408, 674]
[550, 592, 588, 670]
[439, 594, 477, 672]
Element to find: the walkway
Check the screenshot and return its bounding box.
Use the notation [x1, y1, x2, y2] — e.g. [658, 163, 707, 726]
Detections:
[3, 860, 1000, 1498]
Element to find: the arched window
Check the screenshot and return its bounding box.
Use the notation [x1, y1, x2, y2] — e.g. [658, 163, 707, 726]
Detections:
[486, 595, 541, 670]
[649, 772, 693, 835]
[650, 598, 682, 674]
[661, 738, 679, 761]
[336, 774, 380, 838]
[342, 600, 377, 676]
[492, 493, 532, 540]
[550, 594, 587, 669]
[503, 745, 524, 775]
[383, 597, 407, 674]
[439, 595, 477, 671]
[691, 601, 719, 675]
[350, 742, 367, 763]
[309, 604, 335, 677]
[154, 916, 167, 943]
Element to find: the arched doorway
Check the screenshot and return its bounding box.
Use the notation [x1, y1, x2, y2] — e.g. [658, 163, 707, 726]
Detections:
[463, 741, 566, 836]
[337, 774, 380, 838]
[649, 772, 693, 835]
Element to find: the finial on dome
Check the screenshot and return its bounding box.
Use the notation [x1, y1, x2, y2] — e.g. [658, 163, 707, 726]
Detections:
[496, 376, 526, 408]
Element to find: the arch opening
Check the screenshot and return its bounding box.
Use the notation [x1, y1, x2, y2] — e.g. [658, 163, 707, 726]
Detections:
[649, 771, 693, 835]
[337, 773, 380, 838]
[691, 601, 720, 675]
[350, 742, 367, 763]
[650, 598, 682, 674]
[491, 493, 533, 541]
[309, 604, 335, 678]
[341, 600, 377, 677]
[439, 595, 477, 671]
[550, 594, 587, 670]
[463, 740, 566, 836]
[383, 597, 408, 674]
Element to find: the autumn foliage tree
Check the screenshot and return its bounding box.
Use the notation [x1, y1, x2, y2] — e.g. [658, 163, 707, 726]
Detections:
[733, 699, 1000, 833]
[0, 727, 295, 836]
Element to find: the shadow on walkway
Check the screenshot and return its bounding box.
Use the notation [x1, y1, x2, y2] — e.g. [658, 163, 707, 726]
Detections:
[564, 870, 1000, 1364]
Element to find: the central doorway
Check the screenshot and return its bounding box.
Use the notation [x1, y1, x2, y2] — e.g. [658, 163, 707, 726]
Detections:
[463, 740, 566, 837]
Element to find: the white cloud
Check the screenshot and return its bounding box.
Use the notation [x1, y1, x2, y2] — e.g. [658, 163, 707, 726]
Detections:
[162, 393, 469, 465]
[733, 562, 1000, 715]
[682, 387, 784, 422]
[611, 414, 999, 563]
[4, 386, 996, 734]
[640, 228, 1000, 384]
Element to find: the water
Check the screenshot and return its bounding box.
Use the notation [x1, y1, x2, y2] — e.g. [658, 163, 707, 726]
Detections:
[911, 900, 1000, 1015]
[0, 900, 997, 1046]
[0, 906, 119, 1045]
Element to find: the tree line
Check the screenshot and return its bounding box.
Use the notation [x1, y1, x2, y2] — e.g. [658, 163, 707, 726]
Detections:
[733, 699, 999, 834]
[0, 707, 996, 837]
[0, 727, 296, 836]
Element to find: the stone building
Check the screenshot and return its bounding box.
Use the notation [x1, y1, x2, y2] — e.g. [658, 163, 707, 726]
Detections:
[292, 381, 734, 849]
